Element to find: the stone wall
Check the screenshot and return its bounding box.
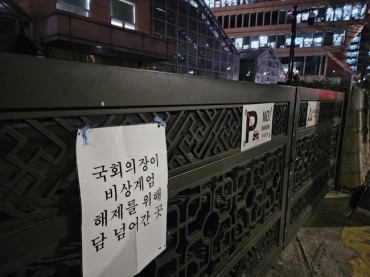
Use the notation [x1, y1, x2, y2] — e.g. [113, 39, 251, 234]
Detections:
[341, 86, 370, 189]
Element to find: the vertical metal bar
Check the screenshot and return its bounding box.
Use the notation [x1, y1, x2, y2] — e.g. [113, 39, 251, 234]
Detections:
[287, 5, 297, 84]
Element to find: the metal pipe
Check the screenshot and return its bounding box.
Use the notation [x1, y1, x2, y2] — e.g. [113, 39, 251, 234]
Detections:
[287, 5, 297, 84]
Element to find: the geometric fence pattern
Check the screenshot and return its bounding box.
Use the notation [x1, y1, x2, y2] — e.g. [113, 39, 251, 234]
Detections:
[0, 85, 343, 277]
[285, 98, 342, 242]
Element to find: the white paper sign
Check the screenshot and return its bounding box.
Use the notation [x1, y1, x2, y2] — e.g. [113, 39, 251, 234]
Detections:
[76, 124, 168, 277]
[306, 101, 320, 127]
[241, 103, 274, 151]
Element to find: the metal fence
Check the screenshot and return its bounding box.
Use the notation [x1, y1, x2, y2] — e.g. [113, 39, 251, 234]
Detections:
[0, 53, 344, 277]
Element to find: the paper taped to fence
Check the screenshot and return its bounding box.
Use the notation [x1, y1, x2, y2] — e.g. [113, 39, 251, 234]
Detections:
[241, 103, 274, 151]
[306, 101, 320, 127]
[76, 124, 168, 277]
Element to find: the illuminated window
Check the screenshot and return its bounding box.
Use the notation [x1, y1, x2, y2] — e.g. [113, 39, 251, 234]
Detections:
[234, 37, 243, 50]
[111, 0, 135, 30]
[285, 34, 291, 47]
[314, 32, 323, 46]
[326, 7, 334, 22]
[343, 5, 352, 20]
[56, 0, 90, 17]
[303, 32, 313, 47]
[259, 36, 268, 47]
[295, 33, 303, 47]
[251, 36, 259, 49]
[333, 31, 345, 46]
[352, 4, 361, 20]
[360, 4, 367, 19]
[334, 7, 342, 21]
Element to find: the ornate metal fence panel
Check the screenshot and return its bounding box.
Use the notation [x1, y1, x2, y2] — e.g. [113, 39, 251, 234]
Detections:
[0, 53, 344, 277]
[284, 87, 344, 244]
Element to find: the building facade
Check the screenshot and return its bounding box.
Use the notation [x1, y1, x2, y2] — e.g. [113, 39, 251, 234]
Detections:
[239, 47, 286, 83]
[150, 0, 239, 80]
[207, 0, 368, 85]
[0, 0, 239, 80]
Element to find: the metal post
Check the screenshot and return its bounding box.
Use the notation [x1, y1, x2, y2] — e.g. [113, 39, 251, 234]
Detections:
[287, 5, 297, 84]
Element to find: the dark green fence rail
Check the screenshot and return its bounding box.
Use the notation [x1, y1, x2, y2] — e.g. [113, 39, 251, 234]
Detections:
[0, 53, 344, 277]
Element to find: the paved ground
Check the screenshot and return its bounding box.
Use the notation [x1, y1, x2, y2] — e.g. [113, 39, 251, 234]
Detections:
[265, 191, 370, 277]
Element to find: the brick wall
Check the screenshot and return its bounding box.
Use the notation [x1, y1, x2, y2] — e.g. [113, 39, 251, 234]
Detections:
[91, 0, 111, 24]
[136, 0, 150, 32]
[16, 0, 150, 33]
[16, 0, 56, 19]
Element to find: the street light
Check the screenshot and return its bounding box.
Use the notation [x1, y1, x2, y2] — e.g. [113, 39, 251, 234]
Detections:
[287, 6, 316, 84]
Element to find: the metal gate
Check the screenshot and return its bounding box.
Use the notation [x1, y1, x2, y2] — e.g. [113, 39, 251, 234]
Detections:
[0, 53, 344, 277]
[284, 87, 344, 245]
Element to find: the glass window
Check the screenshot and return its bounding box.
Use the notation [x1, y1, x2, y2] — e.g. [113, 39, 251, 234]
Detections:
[237, 14, 242, 28]
[277, 34, 285, 48]
[280, 57, 289, 73]
[271, 10, 278, 25]
[301, 11, 309, 22]
[361, 4, 367, 19]
[234, 37, 243, 50]
[317, 7, 325, 22]
[250, 12, 256, 27]
[111, 0, 135, 29]
[320, 56, 326, 75]
[259, 35, 268, 47]
[352, 4, 361, 20]
[314, 32, 323, 46]
[153, 1, 240, 80]
[153, 19, 165, 36]
[286, 11, 292, 24]
[268, 35, 276, 48]
[334, 7, 342, 21]
[251, 36, 259, 49]
[346, 51, 359, 58]
[303, 32, 313, 47]
[57, 0, 90, 16]
[217, 16, 223, 26]
[294, 57, 304, 75]
[243, 36, 250, 49]
[224, 15, 229, 28]
[305, 56, 320, 75]
[343, 4, 352, 20]
[295, 33, 303, 48]
[264, 11, 271, 25]
[230, 15, 236, 28]
[324, 31, 333, 46]
[257, 12, 263, 26]
[243, 14, 249, 27]
[326, 7, 334, 22]
[279, 10, 286, 24]
[333, 30, 345, 46]
[285, 34, 291, 47]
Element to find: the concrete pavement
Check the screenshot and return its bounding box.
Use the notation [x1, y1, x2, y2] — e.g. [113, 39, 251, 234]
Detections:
[265, 191, 370, 277]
